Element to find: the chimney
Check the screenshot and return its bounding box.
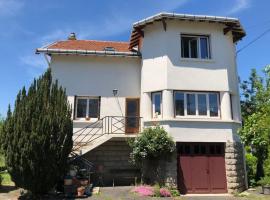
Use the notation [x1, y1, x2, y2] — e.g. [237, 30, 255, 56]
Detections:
[68, 32, 76, 40]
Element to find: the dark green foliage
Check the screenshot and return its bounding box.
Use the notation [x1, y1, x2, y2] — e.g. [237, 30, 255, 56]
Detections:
[1, 69, 73, 196]
[239, 66, 270, 183]
[128, 126, 175, 185]
[128, 126, 175, 165]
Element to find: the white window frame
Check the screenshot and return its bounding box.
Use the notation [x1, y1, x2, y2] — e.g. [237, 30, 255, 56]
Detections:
[174, 91, 220, 118]
[181, 34, 211, 59]
[152, 92, 162, 119]
[75, 96, 100, 121]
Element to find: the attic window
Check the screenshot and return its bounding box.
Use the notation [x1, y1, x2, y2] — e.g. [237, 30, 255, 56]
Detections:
[104, 47, 115, 51]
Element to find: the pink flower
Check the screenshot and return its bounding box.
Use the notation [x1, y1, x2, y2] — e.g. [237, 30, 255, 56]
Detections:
[160, 188, 171, 197]
[132, 186, 154, 196]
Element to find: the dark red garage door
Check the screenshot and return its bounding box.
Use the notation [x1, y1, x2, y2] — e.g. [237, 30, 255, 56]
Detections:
[177, 143, 227, 194]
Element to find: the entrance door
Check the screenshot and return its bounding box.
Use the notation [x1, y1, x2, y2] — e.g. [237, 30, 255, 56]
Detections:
[178, 143, 227, 194]
[125, 98, 140, 133]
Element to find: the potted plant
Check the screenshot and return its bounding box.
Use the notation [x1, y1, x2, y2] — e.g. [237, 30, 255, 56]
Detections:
[258, 176, 270, 195]
[77, 186, 85, 196]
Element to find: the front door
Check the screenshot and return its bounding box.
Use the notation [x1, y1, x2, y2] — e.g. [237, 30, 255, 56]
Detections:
[125, 98, 140, 134]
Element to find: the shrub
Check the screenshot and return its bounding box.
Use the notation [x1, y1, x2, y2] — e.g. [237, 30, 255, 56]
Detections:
[170, 188, 180, 197]
[128, 126, 175, 164]
[245, 153, 257, 187]
[128, 126, 175, 184]
[1, 69, 73, 196]
[258, 176, 270, 186]
[160, 188, 171, 197]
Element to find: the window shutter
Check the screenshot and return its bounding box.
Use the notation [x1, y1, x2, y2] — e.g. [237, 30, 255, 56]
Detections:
[73, 95, 77, 120]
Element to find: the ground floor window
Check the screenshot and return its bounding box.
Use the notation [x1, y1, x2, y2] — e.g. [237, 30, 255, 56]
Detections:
[75, 96, 100, 120]
[151, 92, 162, 118]
[174, 91, 220, 118]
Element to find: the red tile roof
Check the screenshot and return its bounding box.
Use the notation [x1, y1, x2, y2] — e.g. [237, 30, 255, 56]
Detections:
[46, 40, 131, 52]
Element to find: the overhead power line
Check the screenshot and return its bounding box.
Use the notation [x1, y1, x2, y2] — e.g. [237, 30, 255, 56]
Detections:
[237, 27, 270, 54]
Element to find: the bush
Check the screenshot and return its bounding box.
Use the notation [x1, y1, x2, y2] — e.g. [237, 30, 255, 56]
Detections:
[1, 69, 73, 196]
[0, 174, 2, 186]
[170, 188, 180, 197]
[258, 176, 270, 186]
[245, 153, 257, 187]
[128, 126, 175, 184]
[128, 126, 175, 164]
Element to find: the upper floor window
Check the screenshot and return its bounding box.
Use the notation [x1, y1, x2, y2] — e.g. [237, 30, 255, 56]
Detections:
[152, 92, 162, 118]
[174, 91, 219, 118]
[76, 96, 100, 120]
[181, 35, 211, 59]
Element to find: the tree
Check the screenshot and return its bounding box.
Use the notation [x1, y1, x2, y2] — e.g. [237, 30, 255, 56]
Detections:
[1, 69, 73, 196]
[239, 66, 270, 181]
[128, 126, 175, 185]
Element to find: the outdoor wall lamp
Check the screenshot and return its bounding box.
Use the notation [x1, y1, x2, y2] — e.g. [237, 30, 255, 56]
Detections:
[113, 89, 118, 96]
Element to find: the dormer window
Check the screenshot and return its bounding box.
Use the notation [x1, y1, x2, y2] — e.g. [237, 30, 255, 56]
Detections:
[181, 34, 210, 59]
[104, 47, 115, 51]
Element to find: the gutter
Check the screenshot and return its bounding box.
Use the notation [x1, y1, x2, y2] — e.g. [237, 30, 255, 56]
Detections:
[36, 48, 141, 58]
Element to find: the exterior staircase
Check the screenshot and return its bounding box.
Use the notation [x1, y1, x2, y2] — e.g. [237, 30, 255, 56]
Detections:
[71, 116, 141, 155]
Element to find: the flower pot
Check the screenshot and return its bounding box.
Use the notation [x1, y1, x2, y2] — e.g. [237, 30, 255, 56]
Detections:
[262, 185, 270, 195]
[77, 186, 85, 196]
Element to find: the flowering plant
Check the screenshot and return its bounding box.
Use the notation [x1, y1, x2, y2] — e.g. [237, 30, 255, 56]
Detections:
[160, 188, 171, 197]
[132, 186, 154, 196]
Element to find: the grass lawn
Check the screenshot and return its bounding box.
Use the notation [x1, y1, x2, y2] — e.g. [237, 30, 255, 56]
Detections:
[0, 154, 14, 186]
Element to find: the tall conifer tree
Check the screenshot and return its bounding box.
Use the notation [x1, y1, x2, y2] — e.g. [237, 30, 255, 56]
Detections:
[1, 69, 73, 196]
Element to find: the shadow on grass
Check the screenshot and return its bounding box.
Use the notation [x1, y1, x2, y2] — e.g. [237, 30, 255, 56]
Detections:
[0, 185, 17, 193]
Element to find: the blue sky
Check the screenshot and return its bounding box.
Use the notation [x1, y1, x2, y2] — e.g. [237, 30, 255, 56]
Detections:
[0, 0, 269, 116]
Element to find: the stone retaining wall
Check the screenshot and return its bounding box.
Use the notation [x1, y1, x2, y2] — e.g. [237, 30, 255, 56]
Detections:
[83, 139, 140, 186]
[225, 142, 247, 193]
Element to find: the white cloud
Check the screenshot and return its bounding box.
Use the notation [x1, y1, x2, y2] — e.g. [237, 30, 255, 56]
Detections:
[20, 55, 48, 78]
[226, 0, 250, 15]
[0, 0, 24, 17]
[38, 0, 189, 44]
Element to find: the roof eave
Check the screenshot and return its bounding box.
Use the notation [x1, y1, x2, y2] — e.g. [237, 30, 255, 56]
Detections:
[36, 48, 141, 58]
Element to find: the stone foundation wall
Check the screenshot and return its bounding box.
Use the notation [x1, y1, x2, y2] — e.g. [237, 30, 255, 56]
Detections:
[225, 142, 247, 193]
[83, 140, 140, 186]
[164, 151, 177, 188]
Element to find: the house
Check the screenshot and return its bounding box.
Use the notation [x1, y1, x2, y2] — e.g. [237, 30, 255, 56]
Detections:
[36, 12, 247, 194]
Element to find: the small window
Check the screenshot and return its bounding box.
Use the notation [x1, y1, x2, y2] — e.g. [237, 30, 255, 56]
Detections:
[209, 93, 219, 117]
[174, 92, 185, 116]
[186, 94, 196, 115]
[152, 92, 162, 118]
[76, 97, 100, 120]
[181, 35, 210, 59]
[198, 94, 207, 116]
[104, 47, 115, 51]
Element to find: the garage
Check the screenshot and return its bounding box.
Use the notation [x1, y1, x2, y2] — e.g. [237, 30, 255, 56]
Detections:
[177, 143, 227, 194]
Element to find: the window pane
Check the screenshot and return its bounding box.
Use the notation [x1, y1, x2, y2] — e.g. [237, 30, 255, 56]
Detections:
[190, 38, 198, 58]
[198, 94, 207, 115]
[181, 37, 190, 58]
[77, 99, 87, 118]
[175, 92, 184, 116]
[187, 94, 196, 115]
[209, 93, 219, 117]
[88, 99, 99, 118]
[153, 93, 161, 115]
[200, 37, 209, 59]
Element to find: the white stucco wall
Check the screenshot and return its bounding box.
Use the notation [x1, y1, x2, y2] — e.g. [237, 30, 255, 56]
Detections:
[50, 55, 141, 129]
[140, 19, 242, 142]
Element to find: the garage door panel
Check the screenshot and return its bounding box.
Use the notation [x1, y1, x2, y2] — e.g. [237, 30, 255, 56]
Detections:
[178, 156, 192, 193]
[209, 156, 227, 192]
[191, 156, 210, 193]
